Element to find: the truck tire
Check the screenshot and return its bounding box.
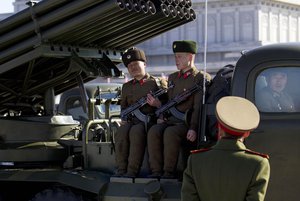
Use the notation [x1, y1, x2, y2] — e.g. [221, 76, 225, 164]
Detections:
[30, 188, 85, 201]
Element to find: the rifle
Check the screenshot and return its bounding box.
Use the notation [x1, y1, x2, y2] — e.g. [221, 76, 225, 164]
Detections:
[120, 87, 169, 123]
[155, 84, 203, 119]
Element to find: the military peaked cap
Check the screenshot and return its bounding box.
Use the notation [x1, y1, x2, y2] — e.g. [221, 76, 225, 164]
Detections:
[216, 96, 260, 136]
[122, 47, 147, 67]
[173, 40, 197, 54]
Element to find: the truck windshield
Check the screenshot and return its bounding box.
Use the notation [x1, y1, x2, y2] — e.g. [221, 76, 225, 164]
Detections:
[64, 92, 121, 121]
[255, 67, 300, 113]
[95, 92, 121, 116]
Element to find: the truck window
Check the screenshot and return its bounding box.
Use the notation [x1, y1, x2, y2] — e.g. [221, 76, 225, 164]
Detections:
[65, 97, 88, 120]
[95, 92, 121, 116]
[255, 67, 300, 112]
[65, 92, 121, 121]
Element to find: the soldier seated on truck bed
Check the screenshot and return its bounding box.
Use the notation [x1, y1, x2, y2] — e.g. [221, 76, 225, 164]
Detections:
[147, 40, 208, 179]
[114, 47, 167, 178]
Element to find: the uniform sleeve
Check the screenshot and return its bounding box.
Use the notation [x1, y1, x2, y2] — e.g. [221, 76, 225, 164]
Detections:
[189, 73, 204, 131]
[120, 84, 128, 110]
[246, 158, 270, 201]
[181, 156, 201, 201]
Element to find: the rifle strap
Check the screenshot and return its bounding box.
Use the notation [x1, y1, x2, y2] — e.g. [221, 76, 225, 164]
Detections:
[169, 107, 185, 121]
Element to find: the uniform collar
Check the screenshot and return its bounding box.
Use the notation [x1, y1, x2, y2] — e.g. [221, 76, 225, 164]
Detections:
[132, 73, 149, 85]
[177, 67, 194, 79]
[212, 138, 247, 151]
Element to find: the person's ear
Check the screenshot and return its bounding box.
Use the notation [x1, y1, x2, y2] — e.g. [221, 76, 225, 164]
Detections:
[188, 53, 193, 61]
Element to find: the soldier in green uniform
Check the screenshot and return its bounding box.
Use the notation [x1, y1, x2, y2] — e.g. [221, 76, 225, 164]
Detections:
[114, 47, 167, 177]
[147, 40, 206, 178]
[181, 96, 270, 201]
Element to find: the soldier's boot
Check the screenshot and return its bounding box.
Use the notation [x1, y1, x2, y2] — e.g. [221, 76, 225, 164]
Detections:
[124, 164, 140, 178]
[162, 171, 176, 179]
[114, 124, 131, 177]
[114, 141, 129, 177]
[147, 124, 166, 178]
[113, 169, 126, 177]
[125, 123, 146, 178]
[162, 152, 177, 179]
[162, 125, 186, 179]
[162, 155, 178, 179]
[148, 171, 162, 178]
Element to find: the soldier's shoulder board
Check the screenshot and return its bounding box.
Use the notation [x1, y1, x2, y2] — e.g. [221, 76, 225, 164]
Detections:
[245, 149, 269, 159]
[190, 148, 211, 154]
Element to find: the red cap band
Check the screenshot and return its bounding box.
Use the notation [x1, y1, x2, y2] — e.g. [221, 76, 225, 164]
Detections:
[218, 122, 250, 137]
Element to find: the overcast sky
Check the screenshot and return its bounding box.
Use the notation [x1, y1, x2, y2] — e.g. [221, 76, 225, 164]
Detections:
[0, 0, 14, 13]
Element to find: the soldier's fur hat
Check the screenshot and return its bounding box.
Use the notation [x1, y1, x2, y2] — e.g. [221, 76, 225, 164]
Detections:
[172, 40, 197, 54]
[122, 47, 146, 67]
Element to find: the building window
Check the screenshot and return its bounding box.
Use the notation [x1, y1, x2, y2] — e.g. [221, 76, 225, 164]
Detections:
[270, 16, 278, 42]
[280, 16, 288, 42]
[241, 13, 253, 41]
[207, 17, 216, 43]
[290, 18, 297, 42]
[261, 14, 269, 41]
[222, 15, 234, 42]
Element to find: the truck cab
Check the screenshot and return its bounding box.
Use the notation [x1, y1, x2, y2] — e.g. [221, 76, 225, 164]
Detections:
[230, 42, 300, 201]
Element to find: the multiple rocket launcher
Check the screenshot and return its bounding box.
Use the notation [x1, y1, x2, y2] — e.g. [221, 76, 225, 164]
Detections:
[0, 0, 196, 115]
[0, 0, 196, 65]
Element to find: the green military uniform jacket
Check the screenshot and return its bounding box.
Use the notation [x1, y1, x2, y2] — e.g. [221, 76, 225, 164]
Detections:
[121, 73, 167, 119]
[167, 66, 204, 131]
[181, 138, 270, 201]
[256, 87, 295, 112]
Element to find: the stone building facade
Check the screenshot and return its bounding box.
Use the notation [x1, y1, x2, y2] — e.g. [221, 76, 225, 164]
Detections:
[137, 0, 300, 75]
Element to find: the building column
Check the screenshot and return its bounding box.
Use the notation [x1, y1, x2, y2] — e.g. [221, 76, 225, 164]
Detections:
[288, 14, 292, 42]
[298, 16, 300, 41]
[268, 9, 272, 42]
[254, 8, 260, 42]
[197, 11, 203, 44]
[216, 9, 221, 43]
[278, 12, 283, 42]
[235, 7, 240, 42]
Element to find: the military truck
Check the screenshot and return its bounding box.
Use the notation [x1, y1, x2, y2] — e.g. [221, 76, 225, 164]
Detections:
[0, 0, 197, 200]
[0, 0, 299, 201]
